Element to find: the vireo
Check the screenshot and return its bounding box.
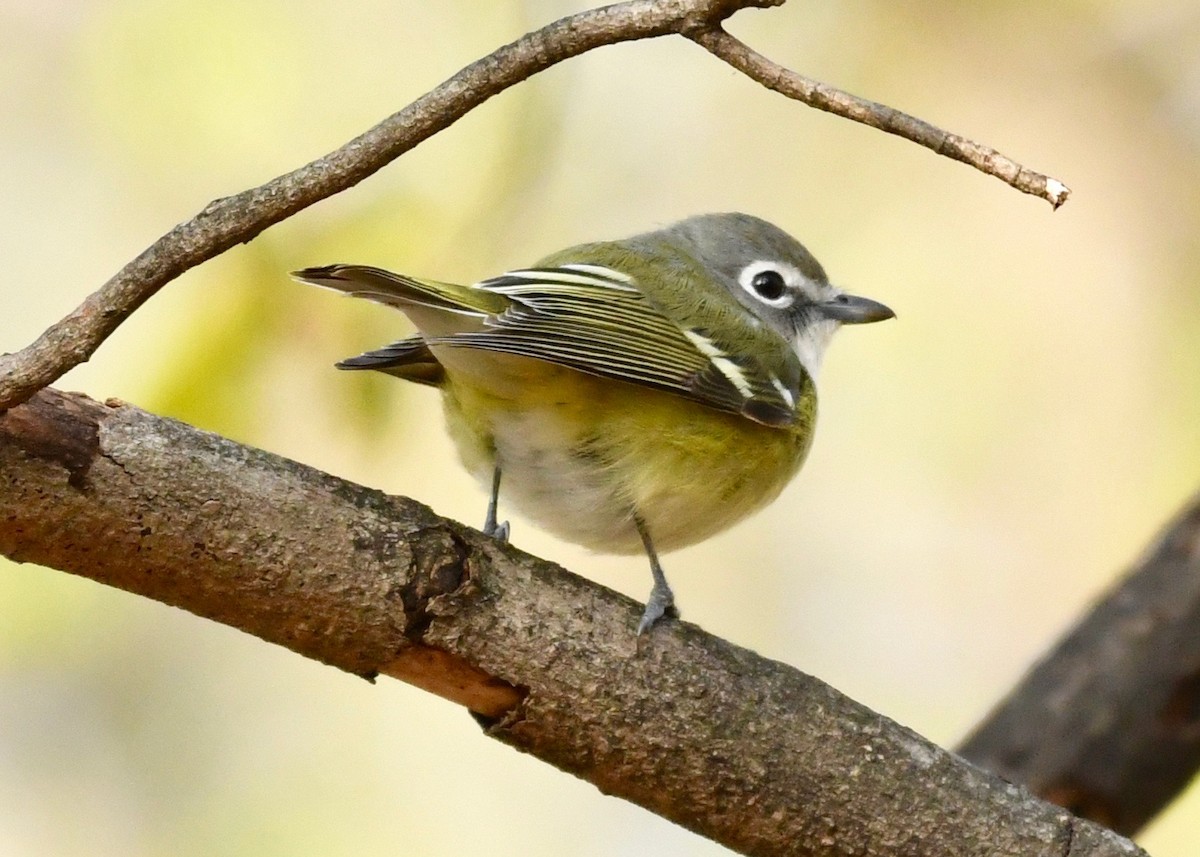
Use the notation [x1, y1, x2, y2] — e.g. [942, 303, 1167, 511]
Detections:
[295, 213, 893, 634]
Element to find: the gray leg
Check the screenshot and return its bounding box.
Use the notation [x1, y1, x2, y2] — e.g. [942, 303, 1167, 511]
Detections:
[482, 464, 510, 542]
[634, 515, 676, 635]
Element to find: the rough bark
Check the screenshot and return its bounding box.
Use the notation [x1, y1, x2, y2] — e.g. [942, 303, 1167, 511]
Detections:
[959, 492, 1200, 835]
[0, 389, 1144, 857]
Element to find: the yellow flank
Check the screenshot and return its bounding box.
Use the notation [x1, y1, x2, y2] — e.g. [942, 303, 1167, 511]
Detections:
[439, 349, 816, 554]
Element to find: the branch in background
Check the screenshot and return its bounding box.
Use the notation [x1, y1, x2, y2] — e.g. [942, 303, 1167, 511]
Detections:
[690, 27, 1071, 208]
[0, 0, 1068, 413]
[0, 389, 1139, 857]
[958, 491, 1200, 836]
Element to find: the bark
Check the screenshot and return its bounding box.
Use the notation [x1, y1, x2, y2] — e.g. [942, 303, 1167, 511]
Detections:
[0, 389, 1143, 857]
[959, 492, 1200, 835]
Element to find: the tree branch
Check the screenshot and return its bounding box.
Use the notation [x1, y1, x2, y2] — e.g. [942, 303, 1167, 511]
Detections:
[958, 490, 1200, 836]
[0, 0, 1067, 413]
[0, 389, 1142, 857]
[689, 27, 1071, 207]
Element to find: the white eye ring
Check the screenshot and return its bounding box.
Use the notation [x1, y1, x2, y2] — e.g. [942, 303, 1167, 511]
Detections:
[738, 260, 798, 308]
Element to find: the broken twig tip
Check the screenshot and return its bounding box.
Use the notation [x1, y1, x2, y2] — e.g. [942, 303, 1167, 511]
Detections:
[1045, 177, 1071, 210]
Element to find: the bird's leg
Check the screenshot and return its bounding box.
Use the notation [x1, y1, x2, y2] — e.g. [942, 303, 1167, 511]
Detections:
[634, 514, 677, 635]
[482, 463, 510, 542]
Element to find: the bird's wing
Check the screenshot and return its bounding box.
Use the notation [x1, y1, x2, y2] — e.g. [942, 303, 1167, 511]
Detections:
[429, 265, 803, 427]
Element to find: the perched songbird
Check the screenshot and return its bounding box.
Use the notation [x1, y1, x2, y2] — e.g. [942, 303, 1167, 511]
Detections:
[295, 213, 893, 633]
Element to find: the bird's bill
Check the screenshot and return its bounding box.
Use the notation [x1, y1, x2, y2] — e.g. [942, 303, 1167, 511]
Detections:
[818, 293, 895, 324]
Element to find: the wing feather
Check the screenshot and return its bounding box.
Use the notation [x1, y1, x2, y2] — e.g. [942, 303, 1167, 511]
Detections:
[423, 266, 802, 426]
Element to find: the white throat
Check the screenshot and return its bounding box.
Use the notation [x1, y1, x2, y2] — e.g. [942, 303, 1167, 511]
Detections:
[791, 318, 839, 381]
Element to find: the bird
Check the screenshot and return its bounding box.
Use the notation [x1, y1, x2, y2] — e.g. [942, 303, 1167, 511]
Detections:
[294, 213, 893, 634]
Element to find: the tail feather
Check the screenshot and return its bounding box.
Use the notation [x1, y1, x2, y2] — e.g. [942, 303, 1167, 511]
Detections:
[292, 265, 503, 317]
[336, 335, 445, 387]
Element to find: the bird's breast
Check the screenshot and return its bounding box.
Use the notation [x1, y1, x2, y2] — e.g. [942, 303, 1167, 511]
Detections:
[440, 357, 816, 554]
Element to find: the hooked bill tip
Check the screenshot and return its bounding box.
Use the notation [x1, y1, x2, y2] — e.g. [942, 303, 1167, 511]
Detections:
[820, 293, 895, 324]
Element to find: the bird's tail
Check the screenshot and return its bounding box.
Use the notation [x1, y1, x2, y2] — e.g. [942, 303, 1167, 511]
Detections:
[292, 264, 504, 317]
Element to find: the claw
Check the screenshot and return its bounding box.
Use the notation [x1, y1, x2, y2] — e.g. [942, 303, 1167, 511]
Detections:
[485, 519, 510, 543]
[636, 582, 677, 636]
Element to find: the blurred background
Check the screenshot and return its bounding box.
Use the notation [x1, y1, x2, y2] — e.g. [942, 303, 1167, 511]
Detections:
[2, 0, 1199, 854]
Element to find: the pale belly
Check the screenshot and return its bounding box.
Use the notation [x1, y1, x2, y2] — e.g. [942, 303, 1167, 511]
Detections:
[439, 358, 816, 555]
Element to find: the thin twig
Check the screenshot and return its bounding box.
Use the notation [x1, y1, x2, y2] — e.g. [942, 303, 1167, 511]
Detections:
[0, 0, 1069, 412]
[690, 27, 1071, 208]
[0, 0, 774, 410]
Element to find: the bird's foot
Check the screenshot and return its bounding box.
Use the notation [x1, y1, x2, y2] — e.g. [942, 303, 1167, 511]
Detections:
[636, 580, 678, 636]
[483, 519, 510, 543]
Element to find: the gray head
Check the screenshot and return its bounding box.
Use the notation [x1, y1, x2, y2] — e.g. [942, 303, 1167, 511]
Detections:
[653, 213, 894, 376]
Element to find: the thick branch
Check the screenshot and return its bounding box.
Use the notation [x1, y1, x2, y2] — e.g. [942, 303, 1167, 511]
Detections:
[0, 389, 1142, 857]
[959, 491, 1200, 836]
[690, 27, 1070, 207]
[0, 0, 1067, 413]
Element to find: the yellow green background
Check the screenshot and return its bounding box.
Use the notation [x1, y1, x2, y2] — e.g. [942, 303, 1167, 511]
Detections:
[3, 1, 1199, 854]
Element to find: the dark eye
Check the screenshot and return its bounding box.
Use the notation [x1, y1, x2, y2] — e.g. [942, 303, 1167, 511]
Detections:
[737, 262, 797, 308]
[750, 269, 787, 301]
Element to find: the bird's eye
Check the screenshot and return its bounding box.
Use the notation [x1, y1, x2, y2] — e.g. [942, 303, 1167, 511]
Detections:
[751, 270, 787, 301]
[737, 261, 797, 309]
